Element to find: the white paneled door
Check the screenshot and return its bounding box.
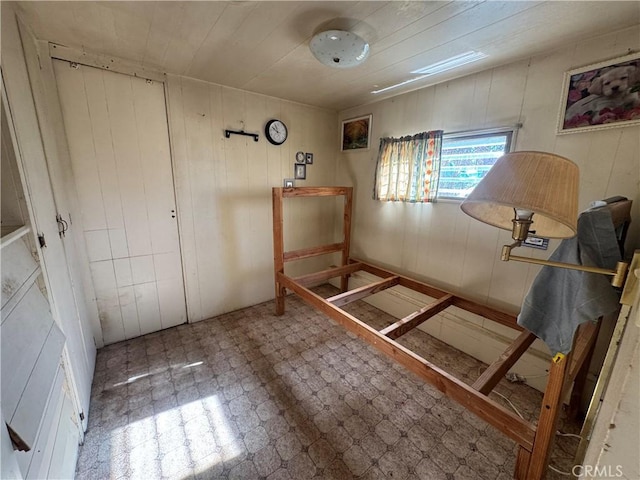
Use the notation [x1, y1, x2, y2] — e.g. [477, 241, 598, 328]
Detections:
[54, 60, 186, 344]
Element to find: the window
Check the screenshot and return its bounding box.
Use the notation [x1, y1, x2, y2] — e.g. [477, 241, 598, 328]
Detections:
[373, 126, 517, 203]
[437, 128, 515, 199]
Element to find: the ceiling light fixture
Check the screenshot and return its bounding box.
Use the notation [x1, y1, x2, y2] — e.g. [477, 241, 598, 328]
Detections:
[309, 30, 370, 68]
[372, 50, 488, 95]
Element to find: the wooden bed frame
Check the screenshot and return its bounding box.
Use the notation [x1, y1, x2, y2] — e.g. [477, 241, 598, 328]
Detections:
[272, 186, 626, 479]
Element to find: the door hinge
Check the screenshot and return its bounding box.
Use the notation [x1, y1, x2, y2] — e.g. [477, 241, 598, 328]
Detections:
[38, 233, 46, 248]
[79, 412, 85, 421]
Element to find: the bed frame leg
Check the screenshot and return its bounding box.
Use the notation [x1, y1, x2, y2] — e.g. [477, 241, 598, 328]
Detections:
[340, 188, 352, 293]
[340, 275, 349, 292]
[515, 447, 532, 479]
[275, 284, 285, 316]
[527, 350, 573, 479]
[273, 187, 285, 315]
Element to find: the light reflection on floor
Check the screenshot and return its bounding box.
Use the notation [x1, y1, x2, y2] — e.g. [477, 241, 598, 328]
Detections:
[99, 389, 243, 478]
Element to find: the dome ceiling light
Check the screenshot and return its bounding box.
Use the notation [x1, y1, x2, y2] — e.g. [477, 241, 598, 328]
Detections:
[309, 30, 370, 68]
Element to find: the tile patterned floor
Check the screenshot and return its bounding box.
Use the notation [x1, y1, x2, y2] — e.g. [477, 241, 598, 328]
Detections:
[77, 285, 580, 479]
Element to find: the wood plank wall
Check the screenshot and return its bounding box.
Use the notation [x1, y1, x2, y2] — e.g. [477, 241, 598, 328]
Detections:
[335, 26, 640, 388]
[166, 76, 340, 322]
[338, 25, 640, 314]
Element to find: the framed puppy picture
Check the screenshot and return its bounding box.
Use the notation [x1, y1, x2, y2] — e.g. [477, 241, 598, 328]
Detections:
[557, 52, 640, 134]
[341, 114, 372, 151]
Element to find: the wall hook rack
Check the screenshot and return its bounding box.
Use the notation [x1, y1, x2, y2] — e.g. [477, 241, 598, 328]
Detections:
[224, 129, 259, 142]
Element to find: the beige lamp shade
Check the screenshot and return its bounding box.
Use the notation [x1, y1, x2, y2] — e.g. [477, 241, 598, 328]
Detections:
[460, 151, 579, 239]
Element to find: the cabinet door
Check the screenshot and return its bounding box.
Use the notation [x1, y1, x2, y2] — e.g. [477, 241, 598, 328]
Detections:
[54, 60, 187, 344]
[2, 5, 91, 462]
[1, 233, 78, 480]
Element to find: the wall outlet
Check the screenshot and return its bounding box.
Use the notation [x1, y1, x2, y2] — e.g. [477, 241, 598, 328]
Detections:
[523, 235, 549, 250]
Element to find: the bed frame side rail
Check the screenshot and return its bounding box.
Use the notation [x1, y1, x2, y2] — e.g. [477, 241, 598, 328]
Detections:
[276, 270, 536, 451]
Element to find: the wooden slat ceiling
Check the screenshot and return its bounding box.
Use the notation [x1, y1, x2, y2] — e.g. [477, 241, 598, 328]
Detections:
[15, 1, 640, 110]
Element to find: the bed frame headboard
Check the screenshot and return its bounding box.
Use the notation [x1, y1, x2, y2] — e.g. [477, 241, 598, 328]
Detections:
[272, 186, 353, 314]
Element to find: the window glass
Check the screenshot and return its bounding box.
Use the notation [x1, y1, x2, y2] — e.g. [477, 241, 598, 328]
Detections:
[438, 131, 513, 199]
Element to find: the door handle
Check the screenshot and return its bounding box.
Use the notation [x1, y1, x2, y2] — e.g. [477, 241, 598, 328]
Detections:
[56, 214, 69, 237]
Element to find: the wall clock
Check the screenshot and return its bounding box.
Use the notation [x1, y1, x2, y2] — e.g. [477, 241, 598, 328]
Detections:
[265, 119, 288, 145]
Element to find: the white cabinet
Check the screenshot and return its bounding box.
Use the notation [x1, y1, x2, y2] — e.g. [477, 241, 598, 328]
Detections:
[1, 92, 78, 480]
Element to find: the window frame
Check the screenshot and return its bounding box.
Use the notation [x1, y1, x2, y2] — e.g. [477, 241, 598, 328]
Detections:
[437, 126, 519, 201]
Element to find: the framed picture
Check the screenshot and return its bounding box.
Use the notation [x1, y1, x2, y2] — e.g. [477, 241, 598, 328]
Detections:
[283, 178, 295, 188]
[294, 163, 306, 180]
[557, 52, 640, 134]
[305, 152, 314, 164]
[341, 114, 372, 151]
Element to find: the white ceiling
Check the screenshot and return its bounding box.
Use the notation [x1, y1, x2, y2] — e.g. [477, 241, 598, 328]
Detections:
[14, 1, 640, 111]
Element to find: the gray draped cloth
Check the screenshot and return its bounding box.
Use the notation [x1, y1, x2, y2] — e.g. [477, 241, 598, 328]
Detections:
[517, 207, 621, 355]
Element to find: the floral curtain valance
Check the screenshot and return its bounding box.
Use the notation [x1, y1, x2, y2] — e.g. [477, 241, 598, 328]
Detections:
[373, 130, 443, 203]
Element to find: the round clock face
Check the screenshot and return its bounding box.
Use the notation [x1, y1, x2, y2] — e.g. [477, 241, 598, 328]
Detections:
[265, 119, 288, 145]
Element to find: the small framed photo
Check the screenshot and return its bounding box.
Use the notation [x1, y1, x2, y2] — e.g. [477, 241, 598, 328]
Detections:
[305, 152, 314, 164]
[294, 163, 306, 180]
[557, 52, 640, 134]
[341, 114, 372, 151]
[283, 178, 295, 188]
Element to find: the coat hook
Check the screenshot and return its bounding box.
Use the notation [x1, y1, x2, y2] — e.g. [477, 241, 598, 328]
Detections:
[224, 129, 259, 142]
